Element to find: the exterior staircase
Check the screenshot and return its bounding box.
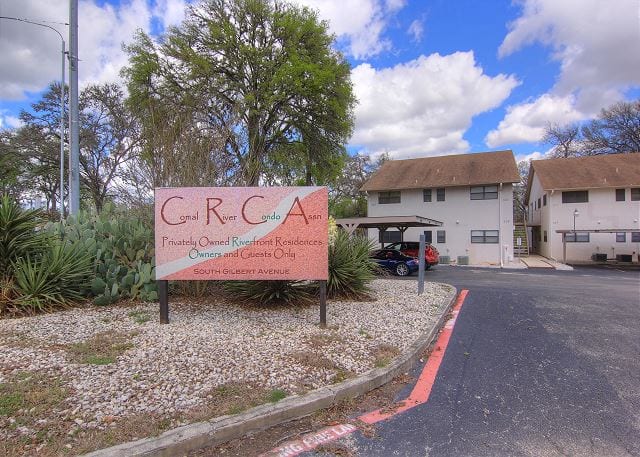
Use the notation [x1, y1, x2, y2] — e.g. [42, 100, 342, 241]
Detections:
[513, 224, 529, 257]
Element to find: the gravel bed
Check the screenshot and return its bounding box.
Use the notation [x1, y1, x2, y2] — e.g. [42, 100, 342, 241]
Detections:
[0, 279, 453, 434]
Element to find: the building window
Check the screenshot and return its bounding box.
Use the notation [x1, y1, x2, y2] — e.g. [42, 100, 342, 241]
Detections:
[471, 230, 499, 244]
[437, 230, 446, 243]
[632, 232, 640, 242]
[565, 232, 589, 242]
[423, 189, 432, 202]
[632, 188, 640, 201]
[616, 188, 626, 201]
[616, 233, 626, 242]
[470, 185, 498, 200]
[378, 191, 400, 204]
[544, 231, 547, 242]
[423, 230, 433, 243]
[534, 200, 537, 210]
[543, 194, 547, 206]
[562, 190, 588, 203]
[380, 230, 401, 243]
[436, 188, 446, 201]
[538, 198, 541, 209]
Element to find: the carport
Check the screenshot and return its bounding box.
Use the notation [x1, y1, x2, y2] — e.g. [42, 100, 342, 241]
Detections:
[335, 215, 443, 247]
[556, 228, 639, 263]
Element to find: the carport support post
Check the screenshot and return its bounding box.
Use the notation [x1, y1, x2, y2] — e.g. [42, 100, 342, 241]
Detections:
[319, 280, 327, 328]
[159, 280, 169, 324]
[562, 233, 567, 264]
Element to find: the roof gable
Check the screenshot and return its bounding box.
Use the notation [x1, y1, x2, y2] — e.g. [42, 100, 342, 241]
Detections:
[531, 154, 640, 191]
[360, 150, 520, 192]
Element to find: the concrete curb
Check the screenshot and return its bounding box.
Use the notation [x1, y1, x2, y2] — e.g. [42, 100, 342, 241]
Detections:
[84, 285, 458, 457]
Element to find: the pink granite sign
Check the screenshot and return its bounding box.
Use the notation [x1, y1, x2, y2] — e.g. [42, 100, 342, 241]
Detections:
[154, 187, 328, 280]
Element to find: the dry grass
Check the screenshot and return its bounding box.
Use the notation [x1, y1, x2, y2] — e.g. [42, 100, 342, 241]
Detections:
[290, 350, 336, 370]
[65, 331, 135, 365]
[305, 332, 346, 348]
[373, 344, 401, 368]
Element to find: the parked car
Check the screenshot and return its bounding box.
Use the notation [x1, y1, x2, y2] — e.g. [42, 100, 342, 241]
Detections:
[385, 241, 439, 269]
[370, 248, 419, 276]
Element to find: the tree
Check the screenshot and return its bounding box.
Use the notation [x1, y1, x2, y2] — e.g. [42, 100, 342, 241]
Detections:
[123, 0, 355, 186]
[328, 154, 385, 218]
[543, 122, 581, 158]
[581, 100, 640, 155]
[79, 83, 141, 212]
[513, 160, 529, 223]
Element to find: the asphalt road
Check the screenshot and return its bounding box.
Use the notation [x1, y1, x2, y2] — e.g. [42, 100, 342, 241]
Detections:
[316, 266, 640, 456]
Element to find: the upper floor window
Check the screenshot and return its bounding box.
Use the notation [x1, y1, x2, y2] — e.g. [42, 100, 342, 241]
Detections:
[543, 194, 547, 206]
[537, 197, 541, 209]
[436, 188, 446, 201]
[632, 232, 640, 242]
[378, 191, 400, 204]
[562, 191, 588, 203]
[470, 185, 498, 200]
[423, 189, 432, 202]
[437, 230, 446, 243]
[616, 188, 626, 201]
[616, 232, 626, 243]
[632, 188, 640, 201]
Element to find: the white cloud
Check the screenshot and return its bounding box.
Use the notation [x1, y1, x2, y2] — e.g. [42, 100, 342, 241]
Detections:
[296, 0, 405, 59]
[407, 19, 424, 42]
[0, 0, 188, 101]
[351, 51, 519, 159]
[485, 94, 583, 147]
[489, 0, 640, 147]
[0, 111, 23, 129]
[515, 151, 545, 163]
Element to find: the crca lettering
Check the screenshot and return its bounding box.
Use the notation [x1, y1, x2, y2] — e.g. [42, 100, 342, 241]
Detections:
[160, 195, 310, 225]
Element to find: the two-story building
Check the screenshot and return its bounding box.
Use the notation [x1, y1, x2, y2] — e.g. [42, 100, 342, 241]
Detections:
[525, 154, 640, 262]
[360, 150, 520, 265]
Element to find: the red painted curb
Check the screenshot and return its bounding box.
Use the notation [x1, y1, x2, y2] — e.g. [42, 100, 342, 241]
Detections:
[262, 289, 469, 456]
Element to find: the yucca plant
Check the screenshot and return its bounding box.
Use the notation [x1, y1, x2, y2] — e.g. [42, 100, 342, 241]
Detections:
[327, 230, 377, 298]
[12, 240, 93, 313]
[0, 195, 50, 277]
[222, 280, 317, 306]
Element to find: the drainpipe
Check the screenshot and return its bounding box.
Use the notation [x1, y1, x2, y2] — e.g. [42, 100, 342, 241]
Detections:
[499, 182, 504, 268]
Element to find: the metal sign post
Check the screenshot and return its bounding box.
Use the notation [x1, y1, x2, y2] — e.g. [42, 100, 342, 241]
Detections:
[418, 234, 426, 295]
[319, 280, 327, 328]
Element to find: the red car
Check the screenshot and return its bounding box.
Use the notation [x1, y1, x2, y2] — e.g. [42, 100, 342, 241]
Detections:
[385, 242, 440, 269]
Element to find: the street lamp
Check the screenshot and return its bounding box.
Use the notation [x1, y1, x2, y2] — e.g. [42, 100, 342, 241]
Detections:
[573, 208, 579, 232]
[0, 16, 67, 217]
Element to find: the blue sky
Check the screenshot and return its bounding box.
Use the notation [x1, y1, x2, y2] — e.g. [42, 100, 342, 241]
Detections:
[1, 0, 639, 162]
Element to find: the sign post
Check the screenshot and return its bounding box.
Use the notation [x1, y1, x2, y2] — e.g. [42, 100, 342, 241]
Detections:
[154, 187, 329, 325]
[417, 234, 426, 295]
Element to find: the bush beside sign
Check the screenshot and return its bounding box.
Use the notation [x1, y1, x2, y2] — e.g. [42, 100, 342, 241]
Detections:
[154, 187, 328, 281]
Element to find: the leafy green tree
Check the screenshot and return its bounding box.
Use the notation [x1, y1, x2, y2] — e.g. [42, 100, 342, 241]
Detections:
[123, 0, 355, 186]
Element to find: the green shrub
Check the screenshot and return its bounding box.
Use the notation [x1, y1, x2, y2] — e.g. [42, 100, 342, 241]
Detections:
[327, 230, 376, 298]
[11, 240, 93, 313]
[48, 203, 157, 305]
[222, 280, 317, 306]
[0, 195, 50, 278]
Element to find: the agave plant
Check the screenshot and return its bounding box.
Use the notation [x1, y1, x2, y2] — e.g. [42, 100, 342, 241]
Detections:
[0, 195, 50, 278]
[11, 240, 93, 313]
[327, 230, 377, 298]
[222, 280, 317, 306]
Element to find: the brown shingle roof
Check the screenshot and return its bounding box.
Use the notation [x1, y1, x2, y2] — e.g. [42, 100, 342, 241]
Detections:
[360, 150, 520, 191]
[531, 154, 640, 191]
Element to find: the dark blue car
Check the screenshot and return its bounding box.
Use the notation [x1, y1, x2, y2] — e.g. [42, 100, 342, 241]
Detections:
[370, 248, 419, 276]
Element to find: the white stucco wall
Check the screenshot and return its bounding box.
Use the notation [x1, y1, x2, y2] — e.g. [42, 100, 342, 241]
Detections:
[367, 184, 515, 265]
[527, 174, 640, 262]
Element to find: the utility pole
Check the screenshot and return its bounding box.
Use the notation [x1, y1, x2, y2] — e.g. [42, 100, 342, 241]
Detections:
[68, 0, 80, 214]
